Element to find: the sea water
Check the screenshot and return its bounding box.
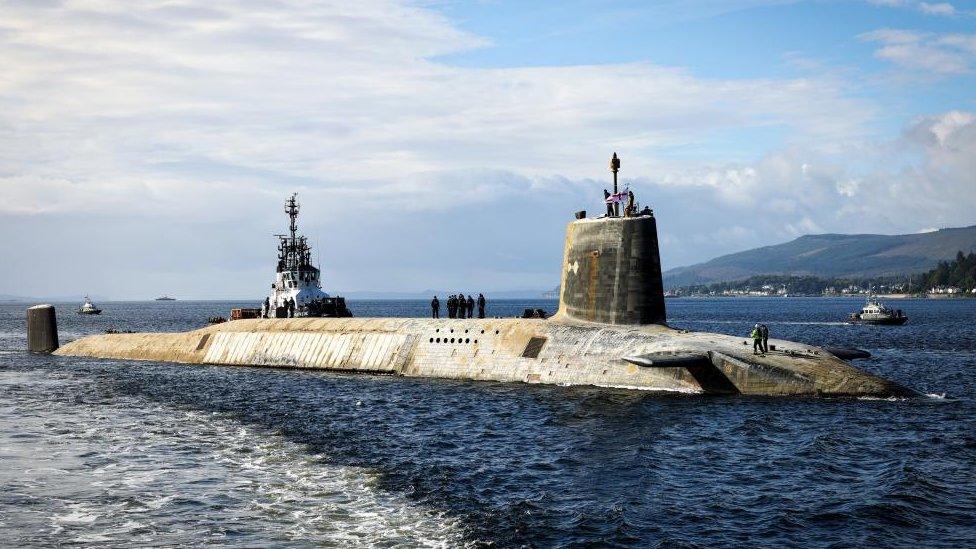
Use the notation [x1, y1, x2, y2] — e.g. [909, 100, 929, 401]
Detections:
[1, 298, 974, 547]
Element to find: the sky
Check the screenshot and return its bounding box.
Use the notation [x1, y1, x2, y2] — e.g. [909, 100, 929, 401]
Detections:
[1, 0, 974, 299]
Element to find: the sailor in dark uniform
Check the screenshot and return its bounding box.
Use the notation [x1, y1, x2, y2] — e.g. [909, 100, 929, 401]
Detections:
[477, 293, 486, 318]
[431, 296, 440, 318]
[457, 292, 466, 319]
[466, 295, 475, 318]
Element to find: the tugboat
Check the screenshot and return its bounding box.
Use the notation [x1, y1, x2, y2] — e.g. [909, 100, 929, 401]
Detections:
[847, 297, 908, 325]
[264, 194, 352, 318]
[77, 296, 102, 315]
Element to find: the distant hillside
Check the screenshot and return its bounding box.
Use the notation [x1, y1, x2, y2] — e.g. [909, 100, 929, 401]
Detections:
[664, 225, 976, 288]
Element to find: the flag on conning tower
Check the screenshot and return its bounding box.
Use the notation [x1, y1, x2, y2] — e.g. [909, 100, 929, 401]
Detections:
[605, 189, 629, 203]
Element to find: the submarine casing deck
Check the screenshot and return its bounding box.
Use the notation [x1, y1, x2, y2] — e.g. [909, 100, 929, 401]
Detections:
[54, 316, 910, 397]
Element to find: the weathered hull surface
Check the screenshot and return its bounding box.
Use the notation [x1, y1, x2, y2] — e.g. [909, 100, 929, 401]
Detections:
[55, 315, 914, 397]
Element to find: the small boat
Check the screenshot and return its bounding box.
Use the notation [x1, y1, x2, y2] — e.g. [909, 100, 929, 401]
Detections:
[78, 296, 102, 315]
[155, 295, 176, 301]
[847, 298, 907, 325]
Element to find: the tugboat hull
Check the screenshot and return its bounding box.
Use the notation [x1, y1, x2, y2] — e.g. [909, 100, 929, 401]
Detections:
[848, 317, 908, 326]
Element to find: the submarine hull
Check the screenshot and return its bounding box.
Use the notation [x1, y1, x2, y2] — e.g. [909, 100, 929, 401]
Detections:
[54, 316, 914, 397]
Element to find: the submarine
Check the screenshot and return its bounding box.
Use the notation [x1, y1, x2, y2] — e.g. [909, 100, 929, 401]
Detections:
[49, 155, 916, 397]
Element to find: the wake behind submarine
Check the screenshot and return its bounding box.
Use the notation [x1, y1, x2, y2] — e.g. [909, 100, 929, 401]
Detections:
[49, 155, 917, 397]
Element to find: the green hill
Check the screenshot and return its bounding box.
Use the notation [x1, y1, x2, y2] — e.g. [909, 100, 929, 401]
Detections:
[663, 225, 976, 288]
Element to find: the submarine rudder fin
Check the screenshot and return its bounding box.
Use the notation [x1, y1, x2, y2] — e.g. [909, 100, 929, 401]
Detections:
[623, 351, 740, 395]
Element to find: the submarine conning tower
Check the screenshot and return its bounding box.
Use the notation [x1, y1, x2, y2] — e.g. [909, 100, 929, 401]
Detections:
[555, 152, 666, 326]
[556, 212, 667, 326]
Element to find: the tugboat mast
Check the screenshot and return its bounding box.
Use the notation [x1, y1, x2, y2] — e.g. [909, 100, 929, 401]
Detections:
[286, 193, 299, 243]
[277, 193, 312, 274]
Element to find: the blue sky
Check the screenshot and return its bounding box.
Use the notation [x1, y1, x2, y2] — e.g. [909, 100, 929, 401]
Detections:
[0, 0, 974, 298]
[438, 1, 976, 132]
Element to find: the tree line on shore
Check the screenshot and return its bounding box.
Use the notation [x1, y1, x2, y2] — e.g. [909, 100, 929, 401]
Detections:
[674, 250, 976, 296]
[921, 251, 976, 292]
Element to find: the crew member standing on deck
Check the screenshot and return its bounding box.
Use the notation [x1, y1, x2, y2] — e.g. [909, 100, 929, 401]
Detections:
[759, 323, 770, 353]
[466, 295, 475, 318]
[448, 295, 456, 318]
[604, 189, 614, 217]
[431, 296, 440, 319]
[751, 324, 763, 355]
[477, 293, 486, 318]
[263, 297, 270, 318]
[457, 292, 466, 319]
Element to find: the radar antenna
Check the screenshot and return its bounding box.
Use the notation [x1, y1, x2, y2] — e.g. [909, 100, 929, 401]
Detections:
[285, 193, 300, 242]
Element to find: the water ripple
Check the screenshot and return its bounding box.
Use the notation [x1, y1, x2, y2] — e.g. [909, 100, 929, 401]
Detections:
[0, 299, 974, 547]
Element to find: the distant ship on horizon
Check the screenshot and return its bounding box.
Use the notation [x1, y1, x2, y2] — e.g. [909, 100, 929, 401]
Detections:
[155, 295, 176, 301]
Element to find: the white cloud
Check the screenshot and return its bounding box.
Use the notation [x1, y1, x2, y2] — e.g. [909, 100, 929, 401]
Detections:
[938, 33, 976, 55]
[867, 0, 969, 16]
[0, 0, 877, 218]
[919, 2, 957, 15]
[645, 110, 976, 259]
[860, 29, 976, 74]
[0, 1, 972, 297]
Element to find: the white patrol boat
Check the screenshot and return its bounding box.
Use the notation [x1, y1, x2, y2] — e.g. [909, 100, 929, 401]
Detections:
[264, 194, 352, 319]
[77, 296, 102, 315]
[847, 297, 908, 326]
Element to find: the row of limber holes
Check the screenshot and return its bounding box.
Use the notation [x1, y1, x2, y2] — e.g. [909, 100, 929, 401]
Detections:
[430, 337, 477, 344]
[429, 327, 500, 344]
